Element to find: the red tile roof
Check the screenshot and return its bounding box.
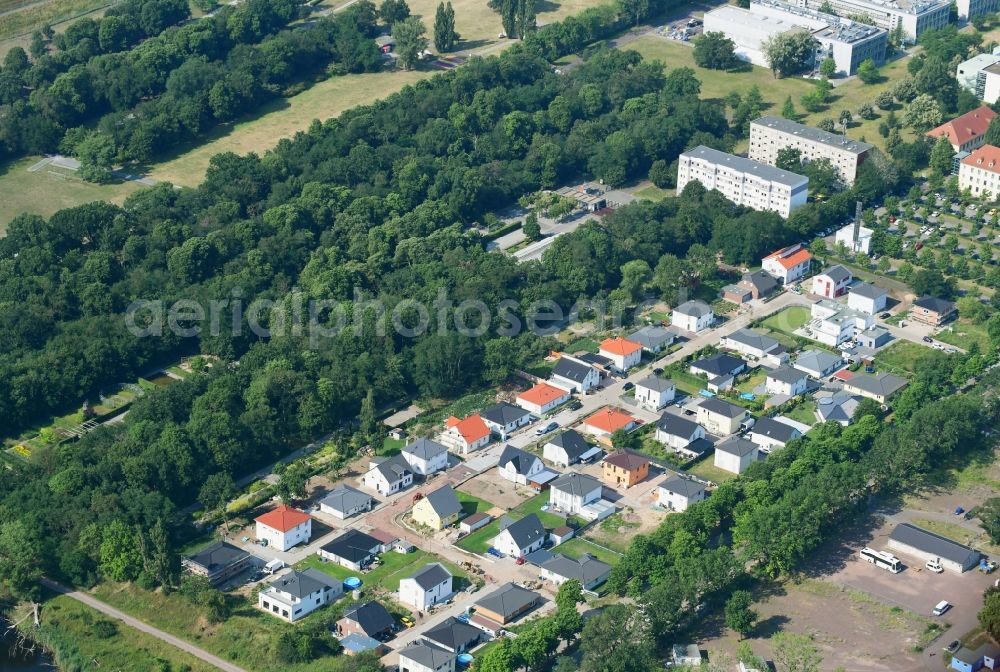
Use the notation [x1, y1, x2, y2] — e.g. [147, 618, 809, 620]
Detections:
[926, 106, 996, 147]
[764, 244, 812, 270]
[255, 505, 311, 532]
[517, 383, 570, 407]
[584, 408, 637, 433]
[599, 337, 643, 357]
[446, 414, 491, 443]
[833, 369, 854, 382]
[961, 144, 1000, 174]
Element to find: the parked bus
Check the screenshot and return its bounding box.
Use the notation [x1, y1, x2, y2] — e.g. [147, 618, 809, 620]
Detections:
[860, 547, 902, 573]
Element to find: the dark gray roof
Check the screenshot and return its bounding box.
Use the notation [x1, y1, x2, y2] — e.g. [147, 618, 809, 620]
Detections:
[889, 523, 979, 565]
[268, 568, 340, 598]
[821, 264, 852, 283]
[186, 541, 249, 571]
[628, 325, 675, 349]
[422, 617, 483, 651]
[540, 554, 612, 585]
[637, 375, 675, 392]
[913, 295, 956, 313]
[656, 413, 702, 438]
[482, 401, 531, 425]
[815, 392, 862, 422]
[682, 437, 714, 457]
[752, 116, 873, 154]
[552, 357, 596, 383]
[849, 282, 887, 299]
[699, 397, 747, 418]
[320, 530, 382, 563]
[399, 642, 456, 669]
[715, 436, 758, 457]
[402, 437, 448, 460]
[498, 513, 545, 550]
[845, 372, 908, 397]
[370, 454, 412, 483]
[422, 485, 462, 518]
[751, 417, 800, 443]
[725, 329, 779, 352]
[406, 562, 452, 590]
[545, 429, 591, 460]
[342, 601, 395, 636]
[743, 270, 779, 294]
[659, 474, 705, 498]
[577, 352, 613, 367]
[767, 366, 807, 385]
[498, 445, 540, 476]
[319, 485, 372, 513]
[691, 353, 745, 377]
[674, 299, 715, 318]
[475, 583, 541, 619]
[550, 472, 602, 497]
[683, 145, 808, 187]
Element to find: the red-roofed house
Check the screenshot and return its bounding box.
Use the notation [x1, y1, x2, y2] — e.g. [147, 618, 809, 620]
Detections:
[833, 369, 854, 382]
[762, 244, 812, 285]
[959, 144, 1000, 197]
[440, 414, 491, 454]
[256, 505, 312, 551]
[516, 383, 571, 415]
[582, 407, 639, 442]
[926, 106, 996, 153]
[598, 337, 643, 371]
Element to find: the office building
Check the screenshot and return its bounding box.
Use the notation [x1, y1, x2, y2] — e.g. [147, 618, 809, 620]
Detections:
[749, 116, 872, 185]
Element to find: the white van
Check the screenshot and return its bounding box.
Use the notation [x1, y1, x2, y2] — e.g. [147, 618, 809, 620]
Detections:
[926, 559, 944, 573]
[932, 600, 951, 616]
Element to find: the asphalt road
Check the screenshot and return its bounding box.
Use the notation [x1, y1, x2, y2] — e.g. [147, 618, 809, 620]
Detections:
[40, 578, 248, 672]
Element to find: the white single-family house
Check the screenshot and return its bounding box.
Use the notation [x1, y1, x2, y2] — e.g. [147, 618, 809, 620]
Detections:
[255, 505, 312, 552]
[258, 569, 342, 622]
[362, 454, 414, 496]
[748, 416, 803, 452]
[516, 382, 571, 415]
[480, 402, 532, 440]
[764, 367, 809, 396]
[492, 514, 546, 558]
[696, 398, 749, 436]
[599, 337, 644, 371]
[655, 413, 706, 450]
[440, 414, 491, 454]
[398, 642, 456, 672]
[539, 554, 612, 591]
[714, 437, 759, 474]
[634, 375, 675, 411]
[811, 264, 852, 299]
[720, 329, 787, 366]
[497, 445, 544, 485]
[549, 473, 603, 515]
[401, 438, 449, 476]
[399, 563, 453, 611]
[762, 244, 812, 285]
[657, 474, 706, 512]
[550, 355, 601, 392]
[671, 300, 715, 333]
[847, 282, 888, 315]
[318, 485, 373, 519]
[792, 349, 843, 379]
[543, 429, 598, 467]
[627, 325, 675, 353]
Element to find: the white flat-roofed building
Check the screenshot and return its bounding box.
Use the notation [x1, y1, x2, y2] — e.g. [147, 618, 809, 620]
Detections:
[677, 145, 808, 218]
[958, 50, 1000, 96]
[792, 0, 950, 41]
[835, 222, 873, 254]
[749, 116, 872, 185]
[704, 1, 886, 76]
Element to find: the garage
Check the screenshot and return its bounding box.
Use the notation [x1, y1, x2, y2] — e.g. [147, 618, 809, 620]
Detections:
[887, 523, 980, 573]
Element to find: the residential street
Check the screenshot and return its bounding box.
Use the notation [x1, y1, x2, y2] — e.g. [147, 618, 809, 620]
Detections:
[40, 578, 249, 672]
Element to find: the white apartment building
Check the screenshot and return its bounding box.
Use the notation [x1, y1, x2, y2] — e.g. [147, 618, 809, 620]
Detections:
[957, 49, 1000, 98]
[959, 145, 1000, 198]
[792, 0, 950, 41]
[749, 116, 872, 185]
[809, 299, 874, 346]
[677, 145, 808, 218]
[703, 1, 886, 76]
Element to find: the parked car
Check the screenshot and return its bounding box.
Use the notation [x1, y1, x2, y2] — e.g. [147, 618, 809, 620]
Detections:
[653, 367, 664, 375]
[879, 312, 891, 319]
[400, 616, 415, 628]
[535, 421, 558, 436]
[568, 399, 582, 411]
[923, 336, 934, 343]
[623, 382, 634, 391]
[933, 600, 951, 616]
[945, 640, 961, 653]
[926, 559, 944, 573]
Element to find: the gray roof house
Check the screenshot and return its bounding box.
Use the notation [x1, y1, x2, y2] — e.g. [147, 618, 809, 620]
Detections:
[793, 349, 843, 378]
[715, 436, 758, 457]
[659, 474, 706, 500]
[543, 429, 596, 466]
[498, 445, 542, 477]
[767, 366, 808, 385]
[690, 353, 746, 378]
[481, 402, 532, 435]
[550, 472, 602, 497]
[184, 541, 252, 586]
[843, 372, 908, 401]
[627, 325, 675, 352]
[473, 583, 542, 625]
[399, 642, 456, 671]
[675, 300, 713, 318]
[638, 375, 674, 392]
[656, 414, 703, 440]
[422, 485, 462, 520]
[318, 485, 373, 519]
[267, 568, 341, 599]
[850, 282, 888, 300]
[552, 357, 595, 383]
[407, 562, 452, 591]
[699, 397, 747, 419]
[743, 269, 779, 296]
[814, 392, 863, 425]
[723, 329, 780, 355]
[823, 264, 853, 284]
[422, 617, 484, 653]
[494, 513, 546, 557]
[402, 437, 448, 461]
[539, 553, 612, 590]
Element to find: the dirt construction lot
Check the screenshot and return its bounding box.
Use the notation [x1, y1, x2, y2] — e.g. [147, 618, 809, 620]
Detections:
[458, 469, 536, 511]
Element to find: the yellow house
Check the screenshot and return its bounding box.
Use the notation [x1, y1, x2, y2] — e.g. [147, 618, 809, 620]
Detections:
[412, 485, 463, 530]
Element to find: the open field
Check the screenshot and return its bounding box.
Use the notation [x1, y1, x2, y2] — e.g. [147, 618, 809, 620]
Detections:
[296, 549, 468, 593]
[687, 456, 737, 484]
[0, 0, 108, 43]
[90, 582, 351, 672]
[0, 156, 143, 233]
[875, 341, 933, 375]
[759, 305, 811, 335]
[623, 36, 915, 153]
[16, 592, 217, 672]
[456, 489, 495, 516]
[936, 319, 991, 351]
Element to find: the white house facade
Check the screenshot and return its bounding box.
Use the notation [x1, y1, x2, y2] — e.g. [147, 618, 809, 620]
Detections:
[549, 473, 603, 515]
[399, 563, 453, 611]
[671, 300, 715, 333]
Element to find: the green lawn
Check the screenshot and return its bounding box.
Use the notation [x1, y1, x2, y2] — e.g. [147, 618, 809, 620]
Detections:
[17, 591, 217, 672]
[457, 492, 581, 554]
[381, 437, 405, 456]
[935, 320, 991, 352]
[782, 398, 818, 426]
[760, 306, 811, 335]
[554, 537, 623, 567]
[736, 370, 767, 395]
[566, 337, 600, 353]
[456, 490, 495, 516]
[875, 341, 935, 375]
[687, 457, 737, 484]
[457, 520, 502, 554]
[632, 184, 674, 201]
[295, 548, 468, 593]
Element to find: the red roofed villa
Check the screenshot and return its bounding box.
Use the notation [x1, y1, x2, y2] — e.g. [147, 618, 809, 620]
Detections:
[761, 244, 812, 286]
[926, 106, 996, 153]
[959, 144, 1000, 197]
[441, 414, 492, 454]
[599, 337, 644, 371]
[516, 382, 571, 415]
[255, 505, 312, 551]
[582, 407, 639, 442]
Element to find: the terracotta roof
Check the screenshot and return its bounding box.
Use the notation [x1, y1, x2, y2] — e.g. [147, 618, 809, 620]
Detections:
[833, 369, 854, 381]
[446, 414, 490, 443]
[599, 337, 643, 357]
[255, 505, 311, 533]
[926, 106, 996, 147]
[584, 408, 637, 433]
[962, 144, 1000, 173]
[764, 244, 812, 270]
[516, 383, 569, 407]
[603, 449, 650, 471]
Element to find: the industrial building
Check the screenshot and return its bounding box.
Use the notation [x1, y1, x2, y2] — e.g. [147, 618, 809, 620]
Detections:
[887, 523, 980, 573]
[749, 116, 872, 185]
[676, 145, 808, 218]
[703, 1, 886, 76]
